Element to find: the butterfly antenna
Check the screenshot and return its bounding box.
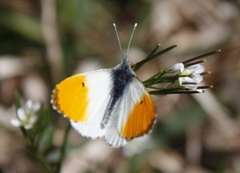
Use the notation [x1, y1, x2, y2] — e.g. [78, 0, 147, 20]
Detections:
[113, 23, 124, 57]
[127, 23, 138, 57]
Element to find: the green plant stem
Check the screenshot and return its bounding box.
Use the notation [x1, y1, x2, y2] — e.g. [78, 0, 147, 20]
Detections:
[56, 123, 71, 173]
[149, 89, 200, 95]
[132, 44, 160, 71]
[182, 49, 221, 65]
[22, 128, 53, 173]
[143, 69, 165, 85]
[32, 147, 53, 173]
[132, 44, 177, 71]
[144, 71, 179, 87]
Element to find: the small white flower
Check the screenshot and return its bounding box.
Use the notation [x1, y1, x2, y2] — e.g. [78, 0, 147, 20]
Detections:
[184, 64, 204, 74]
[166, 63, 205, 92]
[177, 64, 205, 92]
[10, 100, 40, 130]
[177, 77, 203, 92]
[166, 63, 184, 73]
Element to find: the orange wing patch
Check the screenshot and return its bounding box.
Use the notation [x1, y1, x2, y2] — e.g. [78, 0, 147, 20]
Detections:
[121, 93, 156, 139]
[51, 74, 89, 122]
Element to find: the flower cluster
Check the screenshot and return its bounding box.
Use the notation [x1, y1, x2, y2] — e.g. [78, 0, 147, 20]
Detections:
[166, 63, 205, 93]
[140, 46, 219, 95]
[11, 100, 40, 130]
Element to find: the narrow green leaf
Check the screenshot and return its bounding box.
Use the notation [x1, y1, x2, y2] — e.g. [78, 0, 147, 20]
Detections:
[132, 44, 177, 71]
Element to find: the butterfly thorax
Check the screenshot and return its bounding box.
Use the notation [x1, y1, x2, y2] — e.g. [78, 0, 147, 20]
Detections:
[111, 56, 134, 103]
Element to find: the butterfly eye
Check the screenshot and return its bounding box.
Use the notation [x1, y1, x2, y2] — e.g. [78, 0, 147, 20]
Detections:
[82, 82, 85, 87]
[140, 100, 143, 104]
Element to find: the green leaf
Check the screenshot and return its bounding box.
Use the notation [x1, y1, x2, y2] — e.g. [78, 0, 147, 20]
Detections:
[33, 107, 54, 152]
[132, 44, 177, 71]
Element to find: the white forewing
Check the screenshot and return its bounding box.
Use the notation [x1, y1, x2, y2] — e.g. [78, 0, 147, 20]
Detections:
[71, 69, 112, 139]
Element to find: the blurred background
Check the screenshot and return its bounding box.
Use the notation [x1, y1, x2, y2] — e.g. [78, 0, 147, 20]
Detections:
[0, 0, 240, 172]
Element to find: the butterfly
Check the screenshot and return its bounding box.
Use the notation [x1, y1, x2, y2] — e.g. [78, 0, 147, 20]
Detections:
[51, 23, 156, 148]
